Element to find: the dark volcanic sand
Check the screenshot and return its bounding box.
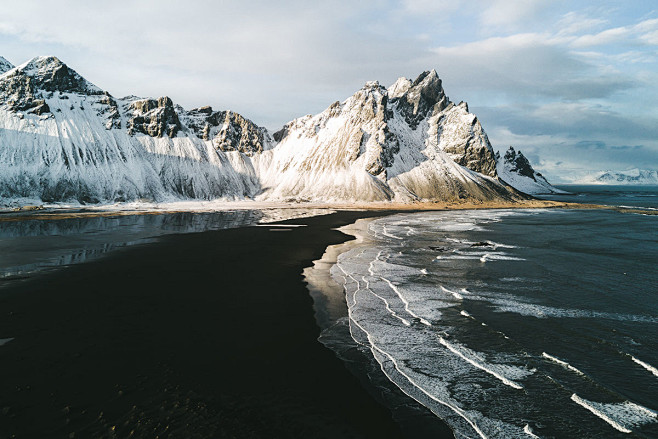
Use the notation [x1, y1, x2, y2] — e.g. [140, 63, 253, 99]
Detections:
[0, 210, 453, 439]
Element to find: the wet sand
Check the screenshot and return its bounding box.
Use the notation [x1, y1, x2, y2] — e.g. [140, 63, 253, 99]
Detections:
[0, 210, 454, 439]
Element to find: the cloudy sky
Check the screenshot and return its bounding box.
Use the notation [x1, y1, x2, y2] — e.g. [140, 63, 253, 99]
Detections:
[1, 0, 656, 181]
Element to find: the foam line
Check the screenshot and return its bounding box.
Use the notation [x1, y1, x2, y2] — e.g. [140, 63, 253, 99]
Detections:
[368, 250, 383, 277]
[523, 424, 540, 438]
[362, 275, 411, 327]
[346, 298, 489, 439]
[381, 276, 431, 326]
[381, 225, 403, 240]
[542, 352, 585, 376]
[336, 254, 412, 327]
[439, 337, 523, 390]
[631, 356, 658, 378]
[440, 286, 463, 300]
[570, 394, 632, 433]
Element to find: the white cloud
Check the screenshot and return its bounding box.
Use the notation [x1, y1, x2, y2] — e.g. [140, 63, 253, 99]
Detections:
[477, 0, 555, 30]
[555, 12, 607, 36]
[570, 17, 658, 47]
[0, 1, 656, 176]
[401, 0, 460, 14]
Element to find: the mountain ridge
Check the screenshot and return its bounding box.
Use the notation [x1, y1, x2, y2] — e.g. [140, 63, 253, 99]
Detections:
[496, 147, 565, 195]
[579, 168, 658, 185]
[0, 55, 546, 205]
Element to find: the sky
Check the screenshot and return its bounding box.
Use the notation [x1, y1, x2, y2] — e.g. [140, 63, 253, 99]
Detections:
[1, 0, 656, 182]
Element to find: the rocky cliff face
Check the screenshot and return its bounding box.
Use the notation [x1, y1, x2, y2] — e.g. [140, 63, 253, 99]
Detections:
[256, 70, 507, 202]
[389, 70, 449, 128]
[496, 147, 564, 194]
[183, 107, 273, 156]
[0, 56, 524, 204]
[126, 97, 182, 137]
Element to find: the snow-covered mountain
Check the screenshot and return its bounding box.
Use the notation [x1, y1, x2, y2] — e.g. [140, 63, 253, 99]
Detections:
[0, 56, 13, 74]
[0, 56, 527, 205]
[495, 147, 565, 195]
[254, 72, 511, 202]
[0, 56, 264, 203]
[581, 169, 658, 185]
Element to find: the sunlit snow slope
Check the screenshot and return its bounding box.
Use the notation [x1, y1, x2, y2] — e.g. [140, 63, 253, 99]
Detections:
[0, 56, 531, 204]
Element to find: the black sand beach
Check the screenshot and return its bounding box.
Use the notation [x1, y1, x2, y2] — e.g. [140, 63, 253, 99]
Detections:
[0, 210, 453, 439]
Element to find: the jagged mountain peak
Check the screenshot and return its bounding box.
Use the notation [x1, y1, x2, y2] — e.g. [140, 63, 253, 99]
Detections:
[362, 80, 384, 90]
[389, 69, 448, 129]
[0, 59, 529, 204]
[496, 146, 565, 194]
[412, 69, 439, 85]
[0, 56, 14, 74]
[388, 77, 413, 99]
[8, 55, 103, 95]
[502, 146, 535, 179]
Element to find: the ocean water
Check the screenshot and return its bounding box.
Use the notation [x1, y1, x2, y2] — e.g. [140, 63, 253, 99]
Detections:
[0, 208, 329, 286]
[326, 187, 658, 438]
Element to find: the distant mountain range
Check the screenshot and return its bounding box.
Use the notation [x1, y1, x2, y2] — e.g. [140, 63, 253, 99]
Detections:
[579, 169, 658, 185]
[0, 55, 561, 205]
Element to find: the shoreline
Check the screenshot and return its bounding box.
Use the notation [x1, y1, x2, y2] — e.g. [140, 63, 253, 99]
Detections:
[304, 217, 456, 438]
[0, 209, 446, 439]
[0, 198, 611, 223]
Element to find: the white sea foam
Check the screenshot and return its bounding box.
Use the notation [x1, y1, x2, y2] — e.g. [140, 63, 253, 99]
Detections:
[487, 241, 519, 249]
[379, 224, 404, 240]
[570, 394, 657, 433]
[438, 336, 527, 390]
[480, 253, 526, 263]
[381, 276, 431, 326]
[345, 289, 492, 439]
[523, 424, 540, 438]
[618, 205, 658, 211]
[363, 277, 412, 327]
[441, 286, 463, 300]
[328, 209, 657, 438]
[542, 352, 585, 375]
[630, 356, 658, 378]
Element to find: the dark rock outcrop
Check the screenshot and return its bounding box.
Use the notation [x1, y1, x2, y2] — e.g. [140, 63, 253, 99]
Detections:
[212, 111, 271, 156]
[126, 97, 182, 137]
[389, 70, 449, 129]
[499, 146, 536, 180]
[96, 93, 121, 129]
[184, 107, 271, 156]
[0, 56, 14, 74]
